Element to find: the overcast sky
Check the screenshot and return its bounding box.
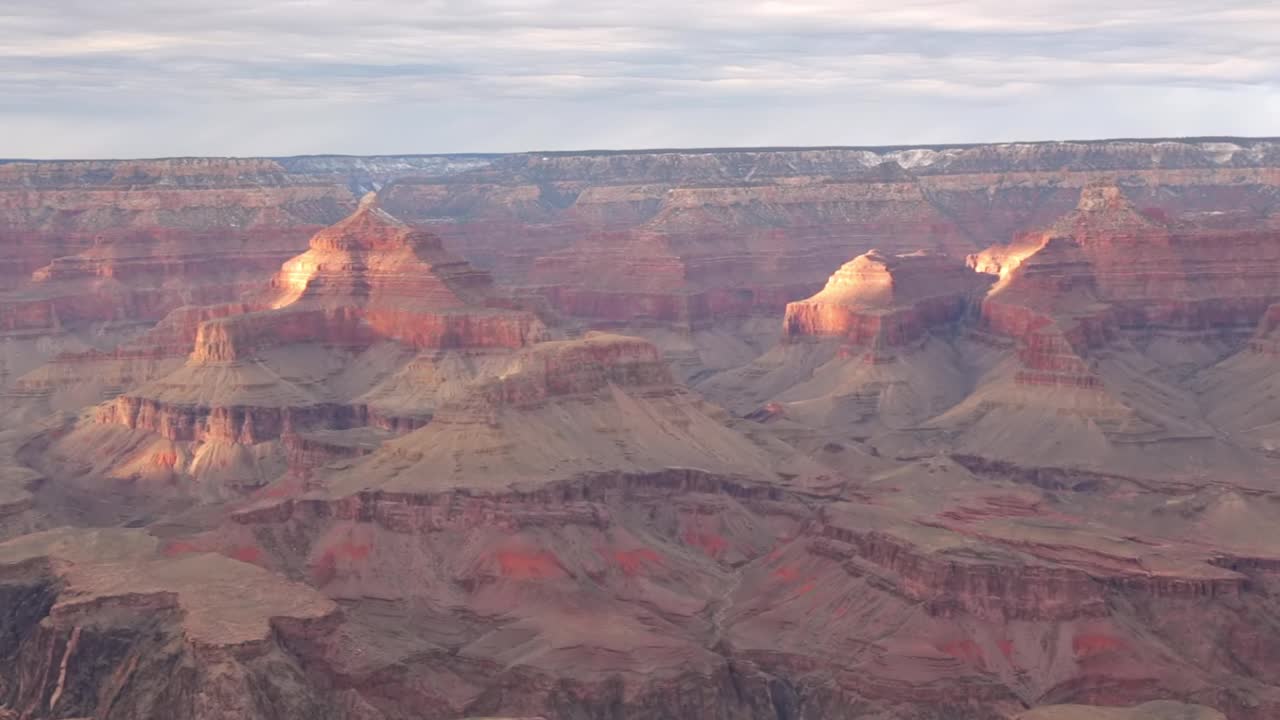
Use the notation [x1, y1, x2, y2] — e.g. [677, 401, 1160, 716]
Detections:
[3, 1, 1278, 158]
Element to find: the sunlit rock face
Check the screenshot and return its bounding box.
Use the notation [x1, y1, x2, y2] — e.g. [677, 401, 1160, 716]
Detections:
[523, 174, 976, 331]
[784, 250, 993, 350]
[693, 251, 993, 438]
[269, 193, 495, 312]
[5, 141, 1279, 397]
[42, 198, 548, 498]
[966, 180, 1280, 397]
[6, 141, 1280, 720]
[974, 181, 1280, 339]
[700, 176, 1280, 479]
[238, 195, 546, 358]
[0, 159, 352, 333]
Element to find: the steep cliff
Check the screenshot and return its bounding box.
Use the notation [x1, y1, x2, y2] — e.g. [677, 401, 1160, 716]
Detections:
[0, 527, 348, 720]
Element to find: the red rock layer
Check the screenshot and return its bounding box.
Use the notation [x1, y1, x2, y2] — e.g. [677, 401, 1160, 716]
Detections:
[0, 157, 354, 334]
[107, 399, 348, 444]
[188, 307, 541, 362]
[811, 518, 1243, 622]
[283, 429, 387, 478]
[783, 250, 992, 349]
[0, 157, 489, 376]
[524, 176, 975, 328]
[964, 182, 1280, 398]
[374, 143, 1280, 332]
[4, 142, 1280, 720]
[98, 396, 430, 444]
[973, 230, 1119, 388]
[271, 194, 492, 306]
[204, 453, 1280, 720]
[525, 229, 820, 328]
[471, 333, 673, 408]
[975, 183, 1280, 339]
[85, 198, 544, 481]
[247, 193, 545, 351]
[5, 144, 1280, 352]
[0, 528, 346, 720]
[214, 467, 818, 719]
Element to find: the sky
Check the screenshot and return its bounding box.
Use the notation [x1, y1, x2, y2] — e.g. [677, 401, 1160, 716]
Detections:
[2, 0, 1278, 158]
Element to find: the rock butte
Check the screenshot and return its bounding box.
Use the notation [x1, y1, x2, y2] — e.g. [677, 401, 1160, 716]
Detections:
[4, 139, 1280, 719]
[26, 197, 548, 499]
[783, 249, 993, 350]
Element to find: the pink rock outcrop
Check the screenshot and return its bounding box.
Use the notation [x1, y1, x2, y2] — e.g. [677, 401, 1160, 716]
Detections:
[784, 250, 992, 349]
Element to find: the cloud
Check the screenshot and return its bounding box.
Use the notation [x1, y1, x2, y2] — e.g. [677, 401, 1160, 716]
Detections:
[1, 0, 1276, 157]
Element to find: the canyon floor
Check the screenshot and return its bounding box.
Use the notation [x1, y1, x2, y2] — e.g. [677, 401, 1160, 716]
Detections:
[2, 139, 1280, 719]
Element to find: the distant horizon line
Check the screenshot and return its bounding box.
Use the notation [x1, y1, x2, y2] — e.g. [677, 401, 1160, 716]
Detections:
[3, 135, 1279, 164]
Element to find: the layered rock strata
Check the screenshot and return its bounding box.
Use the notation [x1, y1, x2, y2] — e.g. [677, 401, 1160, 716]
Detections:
[0, 527, 345, 720]
[180, 441, 1280, 719]
[699, 250, 992, 435]
[783, 249, 991, 352]
[53, 196, 545, 495]
[700, 182, 1277, 476]
[2, 141, 1280, 719]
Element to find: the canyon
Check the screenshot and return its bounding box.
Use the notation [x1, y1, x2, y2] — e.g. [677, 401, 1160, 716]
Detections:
[3, 138, 1280, 719]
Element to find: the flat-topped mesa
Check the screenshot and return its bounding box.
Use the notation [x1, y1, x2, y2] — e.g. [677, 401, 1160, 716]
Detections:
[189, 308, 359, 363]
[784, 250, 991, 353]
[471, 333, 674, 408]
[693, 251, 994, 431]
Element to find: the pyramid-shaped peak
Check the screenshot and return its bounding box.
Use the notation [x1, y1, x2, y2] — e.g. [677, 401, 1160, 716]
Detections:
[309, 194, 434, 253]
